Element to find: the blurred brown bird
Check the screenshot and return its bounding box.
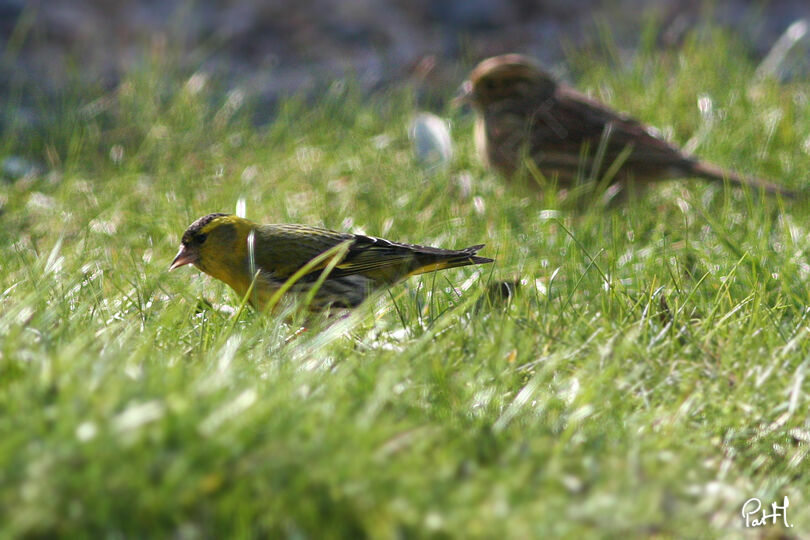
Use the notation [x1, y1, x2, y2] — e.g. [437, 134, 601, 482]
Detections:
[456, 54, 794, 197]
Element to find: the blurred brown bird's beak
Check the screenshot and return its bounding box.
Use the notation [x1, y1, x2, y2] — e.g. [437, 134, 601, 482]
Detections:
[451, 80, 473, 108]
[169, 245, 196, 271]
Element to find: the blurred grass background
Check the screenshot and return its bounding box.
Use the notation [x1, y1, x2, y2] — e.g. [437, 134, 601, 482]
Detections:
[2, 13, 810, 538]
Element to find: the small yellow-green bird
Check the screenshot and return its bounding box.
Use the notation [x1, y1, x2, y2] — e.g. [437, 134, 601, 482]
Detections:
[170, 213, 493, 310]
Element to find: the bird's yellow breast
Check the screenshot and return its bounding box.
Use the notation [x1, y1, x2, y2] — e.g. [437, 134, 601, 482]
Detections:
[474, 117, 490, 169]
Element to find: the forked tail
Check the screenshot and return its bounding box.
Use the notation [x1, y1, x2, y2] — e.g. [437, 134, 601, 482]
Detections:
[408, 245, 493, 277]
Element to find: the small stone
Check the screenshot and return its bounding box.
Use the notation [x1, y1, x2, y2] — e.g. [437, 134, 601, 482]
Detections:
[409, 112, 453, 171]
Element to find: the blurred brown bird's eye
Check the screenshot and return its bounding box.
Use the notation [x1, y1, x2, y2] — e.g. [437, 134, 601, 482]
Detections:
[196, 234, 207, 244]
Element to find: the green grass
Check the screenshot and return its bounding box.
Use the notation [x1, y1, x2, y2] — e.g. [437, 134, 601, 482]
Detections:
[2, 30, 810, 538]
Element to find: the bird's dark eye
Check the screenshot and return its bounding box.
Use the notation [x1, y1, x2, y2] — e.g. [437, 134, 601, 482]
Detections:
[484, 78, 497, 90]
[196, 233, 208, 244]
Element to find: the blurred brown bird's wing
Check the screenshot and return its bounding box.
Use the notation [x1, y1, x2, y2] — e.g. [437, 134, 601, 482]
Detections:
[537, 89, 796, 195]
[527, 86, 695, 182]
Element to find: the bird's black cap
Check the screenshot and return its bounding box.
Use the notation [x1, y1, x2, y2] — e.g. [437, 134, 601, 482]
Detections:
[182, 213, 230, 244]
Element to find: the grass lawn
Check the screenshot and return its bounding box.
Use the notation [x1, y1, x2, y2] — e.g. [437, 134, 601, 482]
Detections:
[1, 30, 809, 537]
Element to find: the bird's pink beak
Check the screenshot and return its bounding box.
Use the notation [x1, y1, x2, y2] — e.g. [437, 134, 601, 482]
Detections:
[169, 245, 196, 271]
[452, 80, 474, 108]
